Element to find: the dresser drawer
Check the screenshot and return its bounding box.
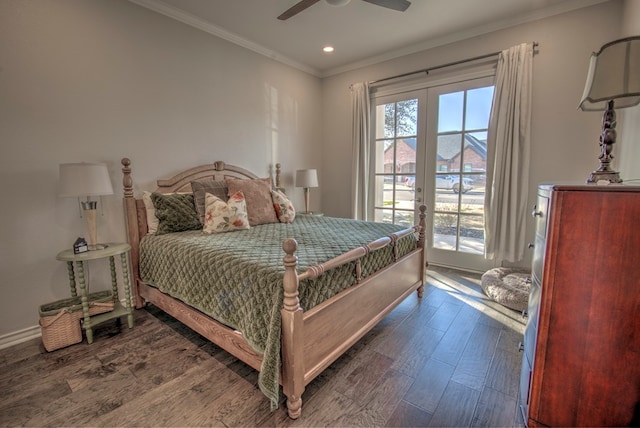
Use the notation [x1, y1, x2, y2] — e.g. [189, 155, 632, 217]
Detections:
[524, 279, 540, 364]
[531, 234, 545, 285]
[532, 195, 549, 239]
[519, 349, 533, 422]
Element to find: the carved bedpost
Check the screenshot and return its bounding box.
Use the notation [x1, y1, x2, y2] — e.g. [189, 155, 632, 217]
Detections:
[281, 238, 304, 419]
[273, 163, 286, 193]
[417, 204, 427, 297]
[122, 158, 133, 198]
[121, 158, 143, 308]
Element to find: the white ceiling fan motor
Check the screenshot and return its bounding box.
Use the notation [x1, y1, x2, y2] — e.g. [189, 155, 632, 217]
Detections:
[278, 0, 410, 21]
[325, 0, 351, 6]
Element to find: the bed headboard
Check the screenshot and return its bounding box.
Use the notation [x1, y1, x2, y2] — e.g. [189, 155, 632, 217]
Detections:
[154, 160, 263, 193]
[122, 158, 282, 231]
[120, 157, 282, 307]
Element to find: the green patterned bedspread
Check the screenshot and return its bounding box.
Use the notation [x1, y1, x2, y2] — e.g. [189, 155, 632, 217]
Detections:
[139, 215, 417, 410]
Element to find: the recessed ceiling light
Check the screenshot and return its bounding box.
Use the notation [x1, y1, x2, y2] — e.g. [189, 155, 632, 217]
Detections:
[323, 46, 335, 53]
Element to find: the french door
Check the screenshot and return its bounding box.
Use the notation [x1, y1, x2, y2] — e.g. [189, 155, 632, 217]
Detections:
[372, 76, 495, 272]
[372, 90, 426, 228]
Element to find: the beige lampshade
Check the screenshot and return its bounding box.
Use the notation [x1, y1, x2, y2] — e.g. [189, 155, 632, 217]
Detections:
[578, 36, 640, 111]
[59, 162, 113, 250]
[295, 169, 319, 188]
[59, 162, 114, 197]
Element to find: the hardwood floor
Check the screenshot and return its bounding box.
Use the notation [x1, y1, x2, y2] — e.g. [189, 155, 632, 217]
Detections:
[0, 267, 526, 427]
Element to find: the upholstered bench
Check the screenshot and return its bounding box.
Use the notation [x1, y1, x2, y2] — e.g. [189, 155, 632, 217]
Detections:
[480, 267, 531, 312]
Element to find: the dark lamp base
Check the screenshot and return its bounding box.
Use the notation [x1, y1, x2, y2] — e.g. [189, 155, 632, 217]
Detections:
[586, 100, 623, 185]
[587, 169, 622, 184]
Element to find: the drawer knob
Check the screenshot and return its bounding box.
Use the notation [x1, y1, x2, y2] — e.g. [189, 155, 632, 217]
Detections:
[522, 309, 528, 318]
[518, 342, 525, 352]
[531, 206, 543, 217]
[528, 242, 535, 249]
[525, 276, 532, 284]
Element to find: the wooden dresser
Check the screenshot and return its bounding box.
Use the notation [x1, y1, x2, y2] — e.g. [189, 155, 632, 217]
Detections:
[518, 184, 640, 427]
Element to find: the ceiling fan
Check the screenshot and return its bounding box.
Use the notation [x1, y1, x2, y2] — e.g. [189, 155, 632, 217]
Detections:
[277, 0, 411, 21]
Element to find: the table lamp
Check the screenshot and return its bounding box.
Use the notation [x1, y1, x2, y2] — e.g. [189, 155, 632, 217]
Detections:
[578, 36, 640, 184]
[295, 169, 319, 214]
[59, 162, 114, 250]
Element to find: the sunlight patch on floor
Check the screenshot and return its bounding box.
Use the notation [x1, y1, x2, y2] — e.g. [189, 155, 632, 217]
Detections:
[427, 269, 525, 332]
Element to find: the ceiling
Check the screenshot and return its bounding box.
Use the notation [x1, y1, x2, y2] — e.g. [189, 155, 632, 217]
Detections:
[129, 0, 608, 77]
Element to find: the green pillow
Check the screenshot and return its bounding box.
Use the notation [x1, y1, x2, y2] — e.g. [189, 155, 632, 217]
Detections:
[150, 193, 201, 235]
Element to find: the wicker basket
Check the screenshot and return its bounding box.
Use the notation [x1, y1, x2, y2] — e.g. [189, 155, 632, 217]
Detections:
[39, 290, 114, 351]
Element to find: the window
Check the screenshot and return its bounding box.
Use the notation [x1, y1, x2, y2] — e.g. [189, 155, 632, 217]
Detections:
[371, 73, 495, 271]
[372, 97, 420, 227]
[429, 83, 494, 268]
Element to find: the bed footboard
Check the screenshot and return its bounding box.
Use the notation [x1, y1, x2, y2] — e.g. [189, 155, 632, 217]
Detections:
[280, 206, 427, 419]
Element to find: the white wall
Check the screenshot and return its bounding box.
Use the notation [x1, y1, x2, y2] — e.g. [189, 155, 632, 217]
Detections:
[0, 0, 322, 339]
[0, 0, 631, 341]
[320, 0, 623, 267]
[618, 0, 640, 182]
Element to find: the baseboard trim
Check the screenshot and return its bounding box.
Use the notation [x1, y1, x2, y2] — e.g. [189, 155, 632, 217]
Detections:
[427, 262, 486, 275]
[0, 297, 131, 350]
[0, 325, 41, 350]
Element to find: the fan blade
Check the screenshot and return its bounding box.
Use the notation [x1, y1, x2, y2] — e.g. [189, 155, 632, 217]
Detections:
[278, 0, 322, 20]
[361, 0, 411, 12]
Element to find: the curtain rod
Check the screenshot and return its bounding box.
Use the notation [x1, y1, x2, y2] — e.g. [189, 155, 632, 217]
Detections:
[367, 41, 539, 86]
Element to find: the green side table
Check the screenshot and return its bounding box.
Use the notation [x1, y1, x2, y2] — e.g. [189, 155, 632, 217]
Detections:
[56, 242, 134, 344]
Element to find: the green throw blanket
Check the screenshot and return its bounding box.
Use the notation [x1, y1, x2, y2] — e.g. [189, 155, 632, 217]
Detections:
[139, 215, 416, 410]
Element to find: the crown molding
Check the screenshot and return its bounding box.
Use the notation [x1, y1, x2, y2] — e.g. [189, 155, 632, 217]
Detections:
[127, 0, 322, 77]
[128, 0, 610, 79]
[322, 0, 611, 76]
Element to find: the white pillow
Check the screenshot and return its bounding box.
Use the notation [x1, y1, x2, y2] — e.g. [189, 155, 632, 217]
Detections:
[203, 191, 250, 234]
[142, 191, 159, 234]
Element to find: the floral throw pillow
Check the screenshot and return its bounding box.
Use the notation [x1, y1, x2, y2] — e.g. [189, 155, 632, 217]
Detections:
[271, 190, 296, 223]
[203, 191, 250, 234]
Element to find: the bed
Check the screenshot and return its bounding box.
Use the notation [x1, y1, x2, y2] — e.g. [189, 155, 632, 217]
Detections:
[120, 158, 427, 419]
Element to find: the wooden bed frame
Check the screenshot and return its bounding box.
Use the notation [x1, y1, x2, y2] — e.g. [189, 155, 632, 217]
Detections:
[120, 158, 427, 419]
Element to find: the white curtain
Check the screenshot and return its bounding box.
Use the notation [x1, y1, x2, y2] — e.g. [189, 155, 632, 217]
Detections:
[484, 43, 534, 263]
[351, 82, 371, 220]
